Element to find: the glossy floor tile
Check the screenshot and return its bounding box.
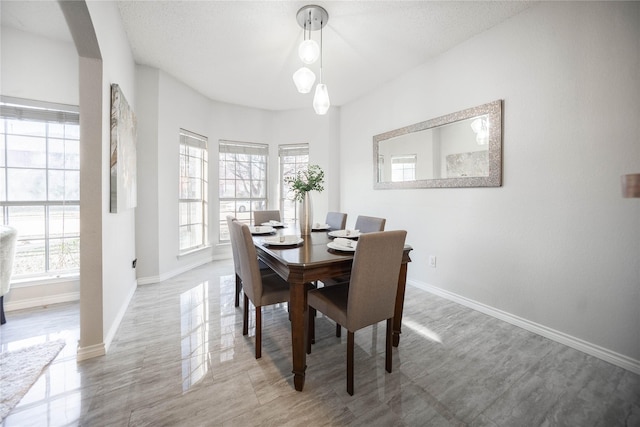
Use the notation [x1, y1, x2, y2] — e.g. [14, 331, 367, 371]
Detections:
[1, 259, 638, 426]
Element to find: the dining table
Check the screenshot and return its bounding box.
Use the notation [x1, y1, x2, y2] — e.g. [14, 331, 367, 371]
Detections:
[252, 224, 413, 392]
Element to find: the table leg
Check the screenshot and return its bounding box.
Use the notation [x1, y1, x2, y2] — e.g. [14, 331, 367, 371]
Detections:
[290, 281, 307, 391]
[392, 263, 408, 347]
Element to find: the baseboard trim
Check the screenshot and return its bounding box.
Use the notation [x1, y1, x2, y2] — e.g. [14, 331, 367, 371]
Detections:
[136, 255, 221, 285]
[77, 342, 106, 362]
[4, 291, 80, 312]
[408, 279, 640, 375]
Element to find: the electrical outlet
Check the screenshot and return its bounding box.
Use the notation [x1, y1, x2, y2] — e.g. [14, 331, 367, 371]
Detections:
[429, 255, 436, 268]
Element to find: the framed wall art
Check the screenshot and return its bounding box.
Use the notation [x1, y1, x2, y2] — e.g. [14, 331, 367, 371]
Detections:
[110, 84, 137, 213]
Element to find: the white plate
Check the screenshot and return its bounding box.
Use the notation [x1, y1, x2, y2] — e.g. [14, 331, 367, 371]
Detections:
[262, 236, 303, 246]
[249, 225, 275, 235]
[312, 223, 331, 231]
[327, 242, 356, 252]
[261, 221, 284, 227]
[328, 229, 360, 238]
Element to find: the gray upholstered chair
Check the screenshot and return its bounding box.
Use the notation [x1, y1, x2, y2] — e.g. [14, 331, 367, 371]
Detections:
[325, 212, 347, 230]
[230, 220, 290, 359]
[253, 210, 281, 226]
[226, 216, 244, 307]
[307, 230, 407, 395]
[354, 215, 386, 233]
[1, 225, 18, 325]
[227, 215, 275, 307]
[324, 215, 387, 338]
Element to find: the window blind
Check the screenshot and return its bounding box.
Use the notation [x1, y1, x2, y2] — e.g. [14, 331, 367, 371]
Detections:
[0, 96, 79, 125]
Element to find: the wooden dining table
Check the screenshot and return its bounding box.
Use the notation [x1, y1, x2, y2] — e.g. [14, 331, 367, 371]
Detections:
[252, 225, 413, 392]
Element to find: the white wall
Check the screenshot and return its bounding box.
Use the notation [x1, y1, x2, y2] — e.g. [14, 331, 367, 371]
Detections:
[0, 27, 78, 105]
[85, 0, 138, 351]
[340, 2, 640, 370]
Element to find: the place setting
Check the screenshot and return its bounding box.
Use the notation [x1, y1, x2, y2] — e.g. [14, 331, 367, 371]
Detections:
[261, 234, 304, 247]
[311, 222, 331, 231]
[261, 220, 285, 228]
[327, 237, 358, 252]
[327, 229, 360, 239]
[249, 225, 276, 235]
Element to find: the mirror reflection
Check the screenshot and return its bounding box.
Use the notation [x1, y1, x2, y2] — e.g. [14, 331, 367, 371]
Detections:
[374, 100, 502, 189]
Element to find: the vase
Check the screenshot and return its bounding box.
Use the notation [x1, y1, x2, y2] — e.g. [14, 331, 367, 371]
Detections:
[298, 192, 313, 235]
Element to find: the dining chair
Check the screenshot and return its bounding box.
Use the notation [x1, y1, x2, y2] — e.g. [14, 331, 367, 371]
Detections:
[354, 215, 386, 233]
[227, 216, 242, 307]
[325, 212, 347, 230]
[323, 214, 387, 331]
[0, 225, 17, 325]
[307, 230, 407, 395]
[230, 220, 290, 359]
[253, 210, 281, 226]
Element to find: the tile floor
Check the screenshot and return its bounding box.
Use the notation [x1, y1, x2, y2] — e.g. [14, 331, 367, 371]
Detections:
[1, 259, 638, 426]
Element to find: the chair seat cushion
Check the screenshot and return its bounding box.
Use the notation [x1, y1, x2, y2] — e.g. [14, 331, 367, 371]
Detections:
[259, 272, 290, 306]
[307, 283, 349, 327]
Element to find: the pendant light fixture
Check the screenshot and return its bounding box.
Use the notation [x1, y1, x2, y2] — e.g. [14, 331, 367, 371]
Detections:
[293, 5, 330, 115]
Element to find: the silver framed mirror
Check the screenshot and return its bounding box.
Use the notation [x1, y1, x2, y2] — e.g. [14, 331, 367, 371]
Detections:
[373, 100, 502, 189]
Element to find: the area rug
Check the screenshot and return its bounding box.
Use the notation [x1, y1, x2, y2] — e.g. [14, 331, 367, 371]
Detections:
[0, 339, 66, 422]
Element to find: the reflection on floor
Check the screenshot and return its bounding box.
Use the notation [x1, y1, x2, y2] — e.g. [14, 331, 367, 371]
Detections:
[1, 260, 638, 426]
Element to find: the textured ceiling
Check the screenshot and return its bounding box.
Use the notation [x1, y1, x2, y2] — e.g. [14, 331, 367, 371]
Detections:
[2, 1, 534, 111]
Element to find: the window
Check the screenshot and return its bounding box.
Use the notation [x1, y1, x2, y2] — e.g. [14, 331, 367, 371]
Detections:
[218, 140, 268, 242]
[279, 144, 309, 224]
[391, 154, 417, 182]
[0, 97, 80, 279]
[179, 130, 208, 253]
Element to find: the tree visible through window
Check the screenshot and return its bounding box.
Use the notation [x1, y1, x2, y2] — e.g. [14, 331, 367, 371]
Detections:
[179, 129, 208, 253]
[279, 144, 309, 224]
[218, 140, 268, 242]
[0, 97, 80, 278]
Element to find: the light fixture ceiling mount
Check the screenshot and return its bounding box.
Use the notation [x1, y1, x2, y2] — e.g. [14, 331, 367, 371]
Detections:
[296, 5, 329, 32]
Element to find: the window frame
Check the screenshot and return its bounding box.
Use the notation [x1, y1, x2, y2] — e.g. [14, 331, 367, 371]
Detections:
[0, 96, 80, 280]
[179, 129, 209, 254]
[279, 143, 309, 224]
[391, 154, 417, 182]
[218, 140, 269, 243]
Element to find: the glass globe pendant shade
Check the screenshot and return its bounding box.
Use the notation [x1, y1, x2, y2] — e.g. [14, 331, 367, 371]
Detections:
[313, 83, 330, 115]
[298, 39, 320, 64]
[292, 67, 316, 94]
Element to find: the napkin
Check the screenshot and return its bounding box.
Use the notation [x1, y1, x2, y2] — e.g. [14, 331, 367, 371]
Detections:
[269, 220, 280, 225]
[334, 238, 357, 249]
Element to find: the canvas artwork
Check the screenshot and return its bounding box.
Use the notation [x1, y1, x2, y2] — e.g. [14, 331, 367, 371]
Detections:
[446, 151, 489, 178]
[110, 84, 137, 213]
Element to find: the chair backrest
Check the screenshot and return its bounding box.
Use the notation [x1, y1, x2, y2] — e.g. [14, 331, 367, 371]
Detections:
[254, 210, 281, 226]
[325, 212, 347, 230]
[346, 230, 406, 331]
[230, 220, 263, 303]
[0, 226, 18, 296]
[354, 215, 386, 233]
[226, 215, 241, 276]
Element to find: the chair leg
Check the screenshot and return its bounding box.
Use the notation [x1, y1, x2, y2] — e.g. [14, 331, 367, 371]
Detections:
[243, 294, 249, 336]
[255, 306, 262, 359]
[0, 296, 5, 325]
[336, 323, 341, 337]
[347, 331, 354, 396]
[235, 274, 241, 307]
[385, 318, 392, 373]
[310, 307, 316, 344]
[307, 306, 314, 354]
